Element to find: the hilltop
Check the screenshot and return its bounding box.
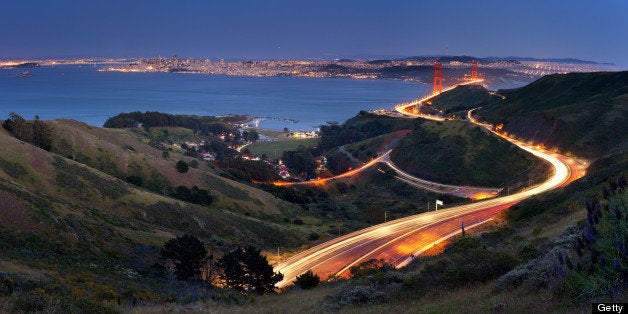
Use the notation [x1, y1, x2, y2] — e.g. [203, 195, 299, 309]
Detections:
[390, 120, 550, 188]
[429, 84, 504, 115]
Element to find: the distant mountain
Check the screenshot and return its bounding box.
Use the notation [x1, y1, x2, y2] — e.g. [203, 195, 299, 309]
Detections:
[487, 56, 614, 65]
[395, 55, 611, 65]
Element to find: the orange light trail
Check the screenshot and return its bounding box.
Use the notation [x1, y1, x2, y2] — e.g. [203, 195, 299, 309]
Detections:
[270, 150, 391, 187]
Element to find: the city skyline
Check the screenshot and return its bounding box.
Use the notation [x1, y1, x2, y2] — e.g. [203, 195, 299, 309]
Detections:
[1, 0, 627, 66]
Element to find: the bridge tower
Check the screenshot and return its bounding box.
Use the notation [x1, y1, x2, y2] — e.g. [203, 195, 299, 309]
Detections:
[433, 62, 443, 94]
[471, 60, 479, 80]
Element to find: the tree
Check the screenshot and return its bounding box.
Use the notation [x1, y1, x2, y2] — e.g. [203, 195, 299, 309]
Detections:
[175, 160, 189, 173]
[218, 246, 283, 294]
[32, 115, 52, 151]
[246, 129, 259, 142]
[282, 146, 317, 179]
[294, 270, 320, 289]
[3, 113, 33, 144]
[160, 234, 208, 281]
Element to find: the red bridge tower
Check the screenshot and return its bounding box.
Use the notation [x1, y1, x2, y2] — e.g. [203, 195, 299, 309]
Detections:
[433, 62, 443, 94]
[471, 60, 479, 80]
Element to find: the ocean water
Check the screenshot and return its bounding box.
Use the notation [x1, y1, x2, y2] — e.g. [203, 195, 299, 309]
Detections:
[0, 65, 428, 130]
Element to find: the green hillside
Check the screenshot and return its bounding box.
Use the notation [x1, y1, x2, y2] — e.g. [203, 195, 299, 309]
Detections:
[430, 84, 503, 114]
[477, 71, 628, 158]
[0, 119, 321, 308]
[317, 111, 416, 152]
[47, 119, 295, 217]
[390, 120, 550, 188]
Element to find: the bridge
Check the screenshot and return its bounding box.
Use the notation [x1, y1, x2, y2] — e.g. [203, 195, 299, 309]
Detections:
[395, 61, 484, 119]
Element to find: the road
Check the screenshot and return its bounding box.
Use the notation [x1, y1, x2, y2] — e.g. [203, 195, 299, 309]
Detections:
[270, 150, 391, 187]
[381, 154, 502, 199]
[273, 83, 587, 289]
[394, 79, 484, 119]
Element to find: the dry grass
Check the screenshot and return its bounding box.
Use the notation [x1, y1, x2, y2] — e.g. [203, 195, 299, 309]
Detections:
[131, 286, 334, 314]
[0, 260, 51, 277]
[336, 283, 586, 314]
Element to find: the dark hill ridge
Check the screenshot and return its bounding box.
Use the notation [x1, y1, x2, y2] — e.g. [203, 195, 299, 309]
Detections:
[476, 71, 628, 158]
[390, 120, 550, 188]
[429, 85, 503, 114]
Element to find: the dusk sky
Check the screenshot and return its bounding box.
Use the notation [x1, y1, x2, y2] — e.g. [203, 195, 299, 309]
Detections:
[2, 0, 627, 65]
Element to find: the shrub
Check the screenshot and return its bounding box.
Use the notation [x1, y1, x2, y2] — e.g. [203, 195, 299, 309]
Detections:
[308, 232, 320, 241]
[294, 270, 320, 289]
[349, 259, 394, 279]
[324, 283, 388, 310]
[176, 160, 189, 173]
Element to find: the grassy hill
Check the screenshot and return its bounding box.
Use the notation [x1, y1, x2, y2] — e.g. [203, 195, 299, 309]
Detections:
[477, 71, 628, 158]
[0, 119, 325, 309]
[429, 84, 503, 114]
[317, 111, 416, 153]
[390, 120, 550, 188]
[169, 153, 626, 313]
[47, 119, 295, 217]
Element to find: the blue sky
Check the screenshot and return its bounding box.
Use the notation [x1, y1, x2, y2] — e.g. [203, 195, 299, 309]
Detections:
[1, 0, 627, 65]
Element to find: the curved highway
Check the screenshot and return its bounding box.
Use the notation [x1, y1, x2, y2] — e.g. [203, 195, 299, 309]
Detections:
[273, 83, 587, 289]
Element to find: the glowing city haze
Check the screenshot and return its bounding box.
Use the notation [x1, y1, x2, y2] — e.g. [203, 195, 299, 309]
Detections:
[1, 0, 627, 66]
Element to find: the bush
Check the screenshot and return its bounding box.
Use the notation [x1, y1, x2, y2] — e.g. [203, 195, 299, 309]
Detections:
[308, 232, 320, 241]
[176, 160, 189, 173]
[349, 259, 394, 279]
[189, 159, 199, 168]
[324, 283, 389, 310]
[294, 270, 320, 289]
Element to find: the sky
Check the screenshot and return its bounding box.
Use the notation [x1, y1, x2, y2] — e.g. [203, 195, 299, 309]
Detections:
[1, 0, 627, 65]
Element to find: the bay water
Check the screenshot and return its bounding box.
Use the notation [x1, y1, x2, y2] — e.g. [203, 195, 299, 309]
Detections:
[0, 65, 427, 130]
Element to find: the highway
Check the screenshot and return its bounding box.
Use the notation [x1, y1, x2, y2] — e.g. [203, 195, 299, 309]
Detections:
[394, 79, 484, 119]
[381, 154, 502, 199]
[270, 150, 392, 187]
[273, 82, 587, 289]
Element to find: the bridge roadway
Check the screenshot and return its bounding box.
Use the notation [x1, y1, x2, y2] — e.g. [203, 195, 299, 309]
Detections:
[273, 82, 587, 289]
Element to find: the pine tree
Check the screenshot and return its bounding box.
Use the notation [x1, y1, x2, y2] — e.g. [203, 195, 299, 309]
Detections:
[219, 246, 283, 294]
[160, 234, 208, 280]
